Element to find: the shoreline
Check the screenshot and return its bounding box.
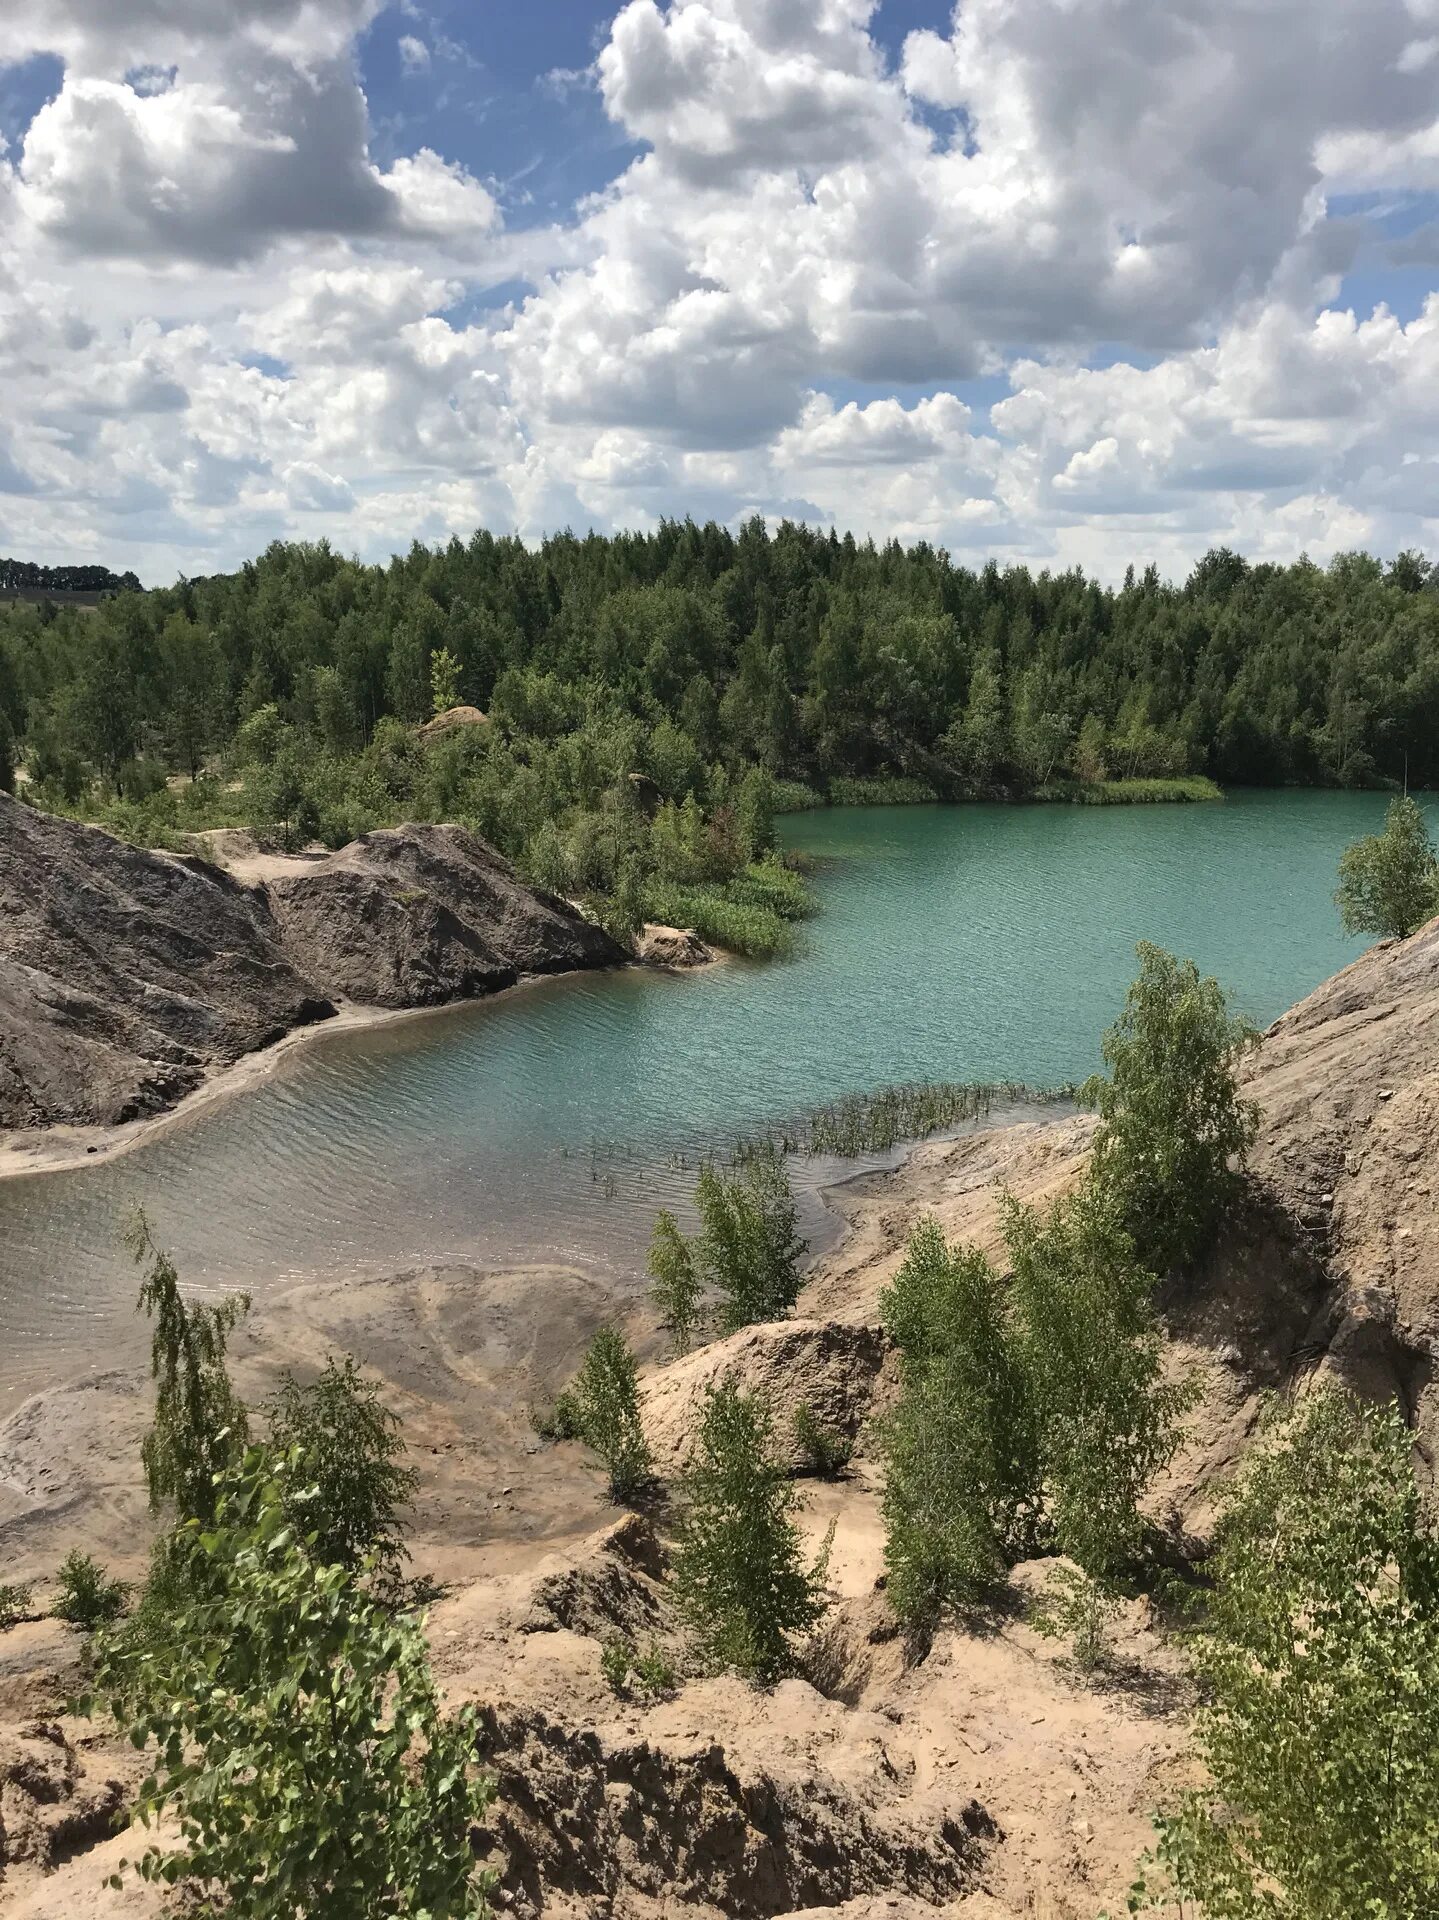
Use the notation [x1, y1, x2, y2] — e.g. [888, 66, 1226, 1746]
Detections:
[0, 948, 725, 1186]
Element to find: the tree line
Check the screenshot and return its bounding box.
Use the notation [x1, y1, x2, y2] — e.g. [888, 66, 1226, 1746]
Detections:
[0, 527, 1436, 948]
[0, 557, 141, 595]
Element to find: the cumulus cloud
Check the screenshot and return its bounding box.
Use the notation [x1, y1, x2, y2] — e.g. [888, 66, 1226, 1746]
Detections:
[0, 0, 1437, 581]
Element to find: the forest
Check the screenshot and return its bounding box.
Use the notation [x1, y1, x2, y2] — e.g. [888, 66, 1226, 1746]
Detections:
[0, 524, 1435, 950]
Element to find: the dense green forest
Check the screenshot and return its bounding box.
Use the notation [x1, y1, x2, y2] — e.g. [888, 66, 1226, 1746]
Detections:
[1, 526, 1434, 949]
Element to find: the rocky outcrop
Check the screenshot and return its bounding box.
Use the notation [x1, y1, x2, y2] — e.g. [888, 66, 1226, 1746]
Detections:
[0, 794, 332, 1130]
[642, 1321, 888, 1475]
[0, 799, 627, 1135]
[637, 924, 714, 969]
[418, 704, 488, 741]
[262, 825, 624, 1010]
[476, 1701, 993, 1920]
[1238, 912, 1439, 1447]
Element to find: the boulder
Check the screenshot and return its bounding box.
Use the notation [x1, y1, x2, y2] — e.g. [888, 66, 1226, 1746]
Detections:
[263, 824, 626, 1008]
[637, 923, 713, 969]
[417, 704, 488, 741]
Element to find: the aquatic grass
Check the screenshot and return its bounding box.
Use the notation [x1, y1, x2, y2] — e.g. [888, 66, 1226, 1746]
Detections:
[770, 778, 824, 814]
[1034, 776, 1223, 806]
[645, 859, 817, 960]
[736, 1079, 1076, 1162]
[826, 776, 939, 807]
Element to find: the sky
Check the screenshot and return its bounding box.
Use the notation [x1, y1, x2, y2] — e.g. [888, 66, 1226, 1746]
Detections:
[2, 0, 1439, 585]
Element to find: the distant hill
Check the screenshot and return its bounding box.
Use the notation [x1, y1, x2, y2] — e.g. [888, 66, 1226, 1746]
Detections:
[0, 558, 142, 604]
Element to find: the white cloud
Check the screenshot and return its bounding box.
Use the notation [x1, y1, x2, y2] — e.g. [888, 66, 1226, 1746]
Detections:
[0, 0, 1437, 582]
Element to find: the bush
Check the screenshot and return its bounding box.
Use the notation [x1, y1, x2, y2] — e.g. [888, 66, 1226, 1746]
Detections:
[1087, 942, 1258, 1274]
[263, 1356, 418, 1577]
[792, 1402, 852, 1478]
[1004, 1181, 1194, 1578]
[0, 1582, 32, 1629]
[878, 1193, 1192, 1625]
[694, 1143, 807, 1332]
[673, 1383, 830, 1683]
[1154, 1391, 1439, 1918]
[1335, 793, 1439, 940]
[1028, 1562, 1121, 1670]
[648, 1208, 703, 1355]
[879, 1220, 1041, 1620]
[600, 1635, 676, 1700]
[564, 1327, 653, 1502]
[84, 1449, 491, 1918]
[642, 882, 799, 959]
[54, 1551, 127, 1630]
[127, 1207, 250, 1525]
[826, 776, 937, 805]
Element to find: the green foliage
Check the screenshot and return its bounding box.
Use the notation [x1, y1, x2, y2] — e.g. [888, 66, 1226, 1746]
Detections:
[54, 1551, 126, 1629]
[85, 1448, 491, 1918]
[1034, 775, 1223, 805]
[879, 1220, 1041, 1618]
[600, 1635, 676, 1699]
[1088, 942, 1259, 1273]
[791, 1402, 852, 1478]
[648, 1208, 703, 1354]
[1154, 1390, 1439, 1919]
[826, 776, 938, 805]
[0, 710, 15, 794]
[429, 645, 463, 716]
[1028, 1562, 1122, 1670]
[1335, 792, 1439, 940]
[879, 1190, 1192, 1624]
[564, 1327, 653, 1502]
[0, 1582, 32, 1630]
[127, 1208, 250, 1524]
[263, 1356, 418, 1577]
[672, 1383, 831, 1683]
[14, 531, 1439, 953]
[1004, 1182, 1195, 1577]
[692, 1142, 807, 1332]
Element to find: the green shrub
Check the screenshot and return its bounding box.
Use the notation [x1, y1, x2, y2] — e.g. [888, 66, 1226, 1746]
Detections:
[826, 776, 937, 805]
[792, 1402, 852, 1478]
[54, 1552, 127, 1630]
[0, 1582, 32, 1630]
[695, 1143, 806, 1332]
[648, 1208, 703, 1355]
[1335, 792, 1439, 940]
[879, 1220, 1040, 1619]
[1029, 1562, 1121, 1670]
[532, 1388, 583, 1441]
[1153, 1391, 1439, 1918]
[770, 778, 823, 813]
[565, 1328, 653, 1502]
[263, 1356, 418, 1577]
[600, 1635, 676, 1699]
[1086, 942, 1259, 1274]
[84, 1449, 491, 1918]
[642, 882, 799, 959]
[878, 1191, 1192, 1625]
[127, 1207, 250, 1525]
[1034, 775, 1222, 805]
[673, 1383, 830, 1683]
[1004, 1181, 1194, 1578]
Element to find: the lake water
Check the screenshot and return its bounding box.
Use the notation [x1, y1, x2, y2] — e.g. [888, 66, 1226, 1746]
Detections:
[0, 789, 1413, 1413]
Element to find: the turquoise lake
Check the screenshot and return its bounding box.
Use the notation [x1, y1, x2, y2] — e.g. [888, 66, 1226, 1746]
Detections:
[0, 789, 1419, 1411]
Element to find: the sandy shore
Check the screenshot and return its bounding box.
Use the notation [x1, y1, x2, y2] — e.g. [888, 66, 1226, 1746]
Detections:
[0, 997, 442, 1183]
[0, 943, 728, 1185]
